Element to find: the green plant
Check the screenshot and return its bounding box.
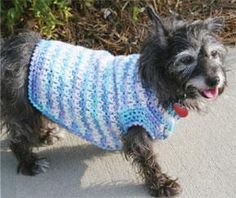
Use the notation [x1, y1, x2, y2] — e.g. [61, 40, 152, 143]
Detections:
[132, 6, 144, 23]
[32, 0, 72, 37]
[1, 0, 72, 38]
[84, 0, 95, 8]
[2, 0, 28, 33]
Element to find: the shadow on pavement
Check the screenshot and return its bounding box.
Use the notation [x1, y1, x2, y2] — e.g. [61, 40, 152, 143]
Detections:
[1, 143, 147, 198]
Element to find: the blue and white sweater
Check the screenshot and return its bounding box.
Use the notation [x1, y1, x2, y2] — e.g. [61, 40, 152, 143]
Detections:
[28, 40, 179, 150]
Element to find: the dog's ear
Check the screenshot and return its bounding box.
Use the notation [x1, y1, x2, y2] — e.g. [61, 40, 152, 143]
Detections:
[146, 5, 167, 46]
[203, 17, 224, 33]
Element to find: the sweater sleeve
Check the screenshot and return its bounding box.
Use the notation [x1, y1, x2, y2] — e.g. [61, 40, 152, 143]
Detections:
[118, 106, 168, 140]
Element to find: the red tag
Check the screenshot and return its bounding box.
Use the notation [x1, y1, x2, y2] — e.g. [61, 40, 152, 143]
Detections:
[173, 103, 188, 117]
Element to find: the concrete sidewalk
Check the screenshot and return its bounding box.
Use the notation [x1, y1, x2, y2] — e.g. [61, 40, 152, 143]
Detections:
[1, 47, 236, 198]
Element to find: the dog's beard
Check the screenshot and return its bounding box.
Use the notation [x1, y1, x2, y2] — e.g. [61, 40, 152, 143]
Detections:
[182, 70, 226, 111]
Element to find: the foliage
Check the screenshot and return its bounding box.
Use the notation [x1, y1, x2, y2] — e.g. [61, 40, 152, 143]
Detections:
[1, 0, 72, 38]
[84, 0, 95, 8]
[132, 6, 145, 23]
[1, 0, 28, 33]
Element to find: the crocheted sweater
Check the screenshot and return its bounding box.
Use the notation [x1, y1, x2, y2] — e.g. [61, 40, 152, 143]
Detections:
[28, 40, 179, 150]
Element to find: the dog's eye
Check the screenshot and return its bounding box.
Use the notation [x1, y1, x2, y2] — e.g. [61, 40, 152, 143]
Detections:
[211, 50, 218, 58]
[180, 55, 194, 65]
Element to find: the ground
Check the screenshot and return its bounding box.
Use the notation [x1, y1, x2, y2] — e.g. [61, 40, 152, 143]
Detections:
[1, 47, 236, 198]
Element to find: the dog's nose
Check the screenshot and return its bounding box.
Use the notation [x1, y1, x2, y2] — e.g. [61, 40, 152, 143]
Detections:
[206, 76, 220, 87]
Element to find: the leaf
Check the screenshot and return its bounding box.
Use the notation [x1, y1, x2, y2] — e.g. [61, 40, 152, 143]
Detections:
[132, 6, 144, 22]
[85, 0, 95, 8]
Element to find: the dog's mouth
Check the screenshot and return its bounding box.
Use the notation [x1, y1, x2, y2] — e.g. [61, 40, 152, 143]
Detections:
[199, 87, 219, 99]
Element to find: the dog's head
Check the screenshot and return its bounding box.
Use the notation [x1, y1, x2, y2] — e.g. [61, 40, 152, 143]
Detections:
[139, 6, 227, 110]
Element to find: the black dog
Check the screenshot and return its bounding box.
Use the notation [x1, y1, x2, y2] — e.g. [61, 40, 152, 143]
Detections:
[1, 7, 227, 197]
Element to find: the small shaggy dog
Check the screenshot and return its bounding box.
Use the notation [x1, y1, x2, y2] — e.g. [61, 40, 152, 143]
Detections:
[1, 7, 227, 197]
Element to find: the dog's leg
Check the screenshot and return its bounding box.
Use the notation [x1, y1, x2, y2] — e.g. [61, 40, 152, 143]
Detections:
[8, 122, 50, 176]
[123, 126, 182, 197]
[0, 31, 50, 175]
[10, 138, 49, 176]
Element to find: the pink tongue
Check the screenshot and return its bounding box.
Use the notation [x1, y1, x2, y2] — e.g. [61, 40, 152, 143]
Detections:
[203, 87, 219, 98]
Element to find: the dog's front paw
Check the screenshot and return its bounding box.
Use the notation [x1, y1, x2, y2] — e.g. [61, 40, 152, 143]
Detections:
[148, 179, 182, 197]
[17, 157, 50, 176]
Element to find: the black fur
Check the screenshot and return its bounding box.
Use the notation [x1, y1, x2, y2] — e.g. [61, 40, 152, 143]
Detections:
[122, 126, 182, 196]
[0, 7, 227, 197]
[1, 31, 51, 175]
[139, 7, 226, 107]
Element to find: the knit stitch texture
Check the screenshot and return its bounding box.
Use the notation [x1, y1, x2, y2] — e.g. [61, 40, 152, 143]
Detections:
[28, 40, 179, 150]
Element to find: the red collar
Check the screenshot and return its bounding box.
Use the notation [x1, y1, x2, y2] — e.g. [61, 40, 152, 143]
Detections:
[173, 103, 188, 117]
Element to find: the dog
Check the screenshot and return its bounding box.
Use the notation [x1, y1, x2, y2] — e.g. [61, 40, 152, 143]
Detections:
[0, 7, 227, 197]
